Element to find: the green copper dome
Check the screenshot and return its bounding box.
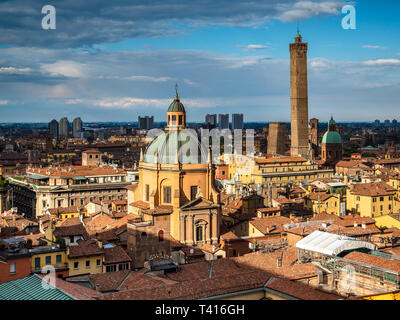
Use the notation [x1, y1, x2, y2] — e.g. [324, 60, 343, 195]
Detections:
[328, 118, 336, 125]
[322, 131, 342, 144]
[167, 91, 186, 113]
[143, 130, 207, 164]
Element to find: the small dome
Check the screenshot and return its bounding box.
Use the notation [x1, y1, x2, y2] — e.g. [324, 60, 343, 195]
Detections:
[167, 92, 186, 113]
[322, 131, 342, 144]
[329, 118, 336, 125]
[143, 130, 207, 164]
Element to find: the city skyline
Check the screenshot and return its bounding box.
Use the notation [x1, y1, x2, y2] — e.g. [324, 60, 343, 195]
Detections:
[0, 1, 399, 122]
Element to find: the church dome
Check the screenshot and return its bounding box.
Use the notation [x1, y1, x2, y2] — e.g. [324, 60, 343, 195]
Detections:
[322, 131, 342, 144]
[143, 130, 207, 164]
[167, 92, 186, 113]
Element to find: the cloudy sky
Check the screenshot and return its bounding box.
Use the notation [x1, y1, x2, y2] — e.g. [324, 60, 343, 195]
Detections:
[0, 0, 399, 123]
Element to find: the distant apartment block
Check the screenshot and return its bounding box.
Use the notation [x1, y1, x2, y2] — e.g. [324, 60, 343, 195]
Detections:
[48, 119, 59, 140]
[138, 116, 154, 130]
[59, 117, 69, 138]
[72, 117, 83, 138]
[205, 114, 217, 128]
[218, 114, 229, 130]
[232, 113, 244, 130]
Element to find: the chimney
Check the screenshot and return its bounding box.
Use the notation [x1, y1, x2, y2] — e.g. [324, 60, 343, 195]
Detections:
[362, 224, 366, 229]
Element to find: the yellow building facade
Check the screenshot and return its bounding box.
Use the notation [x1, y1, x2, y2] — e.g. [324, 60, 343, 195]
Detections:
[346, 182, 398, 217]
[225, 155, 334, 187]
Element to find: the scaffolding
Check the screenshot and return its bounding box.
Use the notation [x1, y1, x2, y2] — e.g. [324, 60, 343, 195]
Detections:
[320, 254, 400, 295]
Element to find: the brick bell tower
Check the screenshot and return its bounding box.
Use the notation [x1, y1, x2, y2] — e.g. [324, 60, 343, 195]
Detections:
[290, 30, 309, 159]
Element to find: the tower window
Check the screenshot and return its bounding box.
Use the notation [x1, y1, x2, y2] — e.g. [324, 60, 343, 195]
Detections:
[178, 115, 183, 125]
[145, 184, 149, 201]
[163, 186, 171, 203]
[190, 186, 198, 201]
[158, 230, 164, 242]
[171, 115, 176, 125]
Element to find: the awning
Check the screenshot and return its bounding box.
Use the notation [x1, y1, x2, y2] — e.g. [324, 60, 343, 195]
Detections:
[72, 176, 87, 181]
[27, 174, 48, 180]
[295, 230, 376, 256]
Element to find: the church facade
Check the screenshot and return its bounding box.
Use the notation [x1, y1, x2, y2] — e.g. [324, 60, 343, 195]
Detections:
[128, 89, 221, 249]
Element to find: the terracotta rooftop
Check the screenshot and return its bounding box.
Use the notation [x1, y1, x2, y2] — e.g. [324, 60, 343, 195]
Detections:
[349, 182, 396, 197]
[249, 216, 291, 235]
[103, 245, 132, 265]
[130, 201, 150, 210]
[54, 221, 89, 240]
[89, 270, 130, 292]
[27, 165, 126, 178]
[255, 156, 306, 164]
[343, 251, 400, 274]
[68, 239, 103, 259]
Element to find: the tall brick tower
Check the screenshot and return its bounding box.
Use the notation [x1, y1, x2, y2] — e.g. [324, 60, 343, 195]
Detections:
[267, 122, 287, 156]
[290, 30, 309, 158]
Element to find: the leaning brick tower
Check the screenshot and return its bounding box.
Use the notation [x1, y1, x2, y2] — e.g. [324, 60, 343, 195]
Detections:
[290, 30, 309, 158]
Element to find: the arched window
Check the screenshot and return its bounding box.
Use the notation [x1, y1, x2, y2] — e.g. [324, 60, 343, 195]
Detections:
[158, 230, 164, 242]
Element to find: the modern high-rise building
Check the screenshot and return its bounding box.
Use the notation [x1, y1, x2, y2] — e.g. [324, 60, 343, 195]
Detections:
[138, 116, 154, 130]
[48, 119, 59, 140]
[267, 122, 286, 156]
[374, 120, 381, 126]
[232, 113, 244, 130]
[290, 31, 309, 158]
[384, 119, 391, 127]
[205, 114, 217, 128]
[72, 117, 83, 138]
[218, 114, 229, 130]
[59, 117, 69, 138]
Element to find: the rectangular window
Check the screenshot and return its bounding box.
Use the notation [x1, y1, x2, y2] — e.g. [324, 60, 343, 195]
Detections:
[190, 186, 198, 201]
[56, 255, 62, 264]
[45, 256, 51, 265]
[96, 259, 101, 267]
[86, 260, 90, 268]
[373, 198, 377, 203]
[178, 115, 183, 125]
[163, 186, 171, 203]
[74, 262, 79, 269]
[10, 262, 16, 274]
[34, 257, 41, 270]
[380, 197, 384, 202]
[145, 184, 149, 202]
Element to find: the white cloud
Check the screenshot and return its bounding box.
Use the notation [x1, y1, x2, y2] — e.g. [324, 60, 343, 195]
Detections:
[0, 100, 8, 105]
[40, 61, 87, 78]
[0, 67, 31, 74]
[65, 99, 83, 105]
[277, 1, 341, 22]
[93, 97, 170, 109]
[237, 44, 270, 52]
[124, 75, 174, 82]
[363, 59, 400, 67]
[362, 45, 380, 49]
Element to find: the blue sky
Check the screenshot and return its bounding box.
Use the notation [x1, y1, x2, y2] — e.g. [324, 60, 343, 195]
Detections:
[0, 0, 399, 123]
